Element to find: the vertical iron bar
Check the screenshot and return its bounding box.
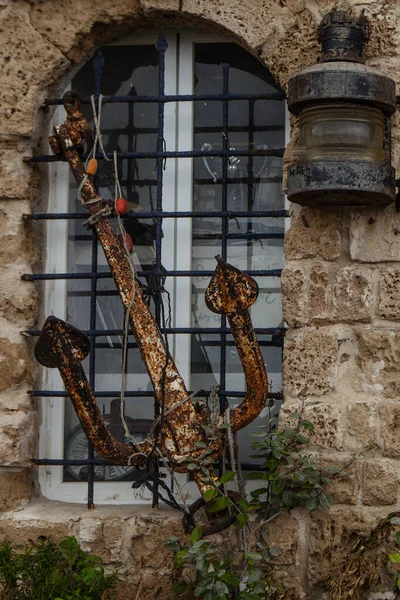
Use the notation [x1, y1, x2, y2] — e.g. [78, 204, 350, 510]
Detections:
[219, 64, 230, 419]
[87, 49, 104, 509]
[247, 99, 255, 272]
[152, 33, 168, 508]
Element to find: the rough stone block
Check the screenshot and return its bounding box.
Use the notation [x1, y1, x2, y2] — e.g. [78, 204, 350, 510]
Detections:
[361, 460, 398, 506]
[283, 329, 339, 397]
[308, 264, 331, 323]
[285, 206, 341, 261]
[0, 468, 33, 513]
[347, 402, 377, 450]
[279, 402, 343, 450]
[30, 0, 144, 63]
[0, 200, 37, 270]
[0, 410, 36, 466]
[0, 2, 69, 136]
[262, 513, 298, 565]
[259, 4, 321, 91]
[333, 267, 374, 322]
[0, 146, 38, 200]
[308, 507, 386, 586]
[356, 328, 400, 398]
[350, 206, 400, 263]
[281, 265, 305, 327]
[379, 402, 400, 459]
[0, 515, 70, 548]
[0, 338, 31, 392]
[0, 262, 38, 325]
[322, 455, 359, 506]
[378, 269, 400, 320]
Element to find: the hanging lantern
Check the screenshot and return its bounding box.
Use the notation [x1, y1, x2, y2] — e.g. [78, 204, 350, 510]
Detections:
[286, 11, 396, 207]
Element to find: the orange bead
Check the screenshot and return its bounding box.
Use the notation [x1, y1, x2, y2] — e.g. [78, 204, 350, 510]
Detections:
[115, 197, 128, 215]
[118, 232, 133, 253]
[86, 158, 98, 176]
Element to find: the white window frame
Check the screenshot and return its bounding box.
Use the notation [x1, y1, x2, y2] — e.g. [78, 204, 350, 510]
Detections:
[39, 29, 287, 504]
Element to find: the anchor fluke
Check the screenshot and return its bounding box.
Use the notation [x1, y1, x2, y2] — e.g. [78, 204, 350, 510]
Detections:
[35, 316, 90, 368]
[205, 255, 258, 315]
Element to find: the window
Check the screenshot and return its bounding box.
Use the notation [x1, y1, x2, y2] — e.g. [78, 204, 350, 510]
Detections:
[29, 31, 287, 504]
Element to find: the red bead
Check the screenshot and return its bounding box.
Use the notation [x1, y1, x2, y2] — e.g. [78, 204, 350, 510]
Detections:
[118, 232, 133, 253]
[115, 197, 128, 215]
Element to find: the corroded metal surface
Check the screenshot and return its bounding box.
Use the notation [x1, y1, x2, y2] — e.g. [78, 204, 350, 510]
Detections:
[205, 255, 268, 432]
[35, 316, 151, 465]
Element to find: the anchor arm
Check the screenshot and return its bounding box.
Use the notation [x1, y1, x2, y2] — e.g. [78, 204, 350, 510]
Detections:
[205, 255, 268, 432]
[35, 316, 152, 466]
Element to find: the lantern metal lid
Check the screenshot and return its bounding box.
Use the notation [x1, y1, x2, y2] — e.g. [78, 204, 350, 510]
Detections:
[286, 11, 396, 208]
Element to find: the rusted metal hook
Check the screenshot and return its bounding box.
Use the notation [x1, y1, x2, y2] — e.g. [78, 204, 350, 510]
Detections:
[205, 255, 268, 432]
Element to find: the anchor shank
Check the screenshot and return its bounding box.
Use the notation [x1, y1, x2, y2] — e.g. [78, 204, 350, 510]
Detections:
[55, 123, 219, 467]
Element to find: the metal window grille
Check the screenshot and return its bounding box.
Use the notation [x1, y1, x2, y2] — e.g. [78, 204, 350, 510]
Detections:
[23, 33, 287, 508]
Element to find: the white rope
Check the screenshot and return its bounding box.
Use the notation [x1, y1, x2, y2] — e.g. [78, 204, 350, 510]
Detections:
[110, 149, 139, 446]
[87, 94, 112, 166]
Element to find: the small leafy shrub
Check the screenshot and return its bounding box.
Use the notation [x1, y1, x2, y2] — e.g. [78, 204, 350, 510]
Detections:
[0, 536, 120, 600]
[167, 410, 342, 599]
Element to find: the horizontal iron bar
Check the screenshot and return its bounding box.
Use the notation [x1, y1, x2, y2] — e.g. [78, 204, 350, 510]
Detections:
[92, 340, 282, 348]
[24, 148, 285, 163]
[32, 458, 273, 471]
[23, 326, 286, 337]
[21, 269, 282, 281]
[28, 390, 283, 400]
[24, 209, 289, 221]
[44, 92, 285, 106]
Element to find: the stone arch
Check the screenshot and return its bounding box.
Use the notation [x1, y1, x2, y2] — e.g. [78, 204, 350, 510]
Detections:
[0, 0, 326, 139]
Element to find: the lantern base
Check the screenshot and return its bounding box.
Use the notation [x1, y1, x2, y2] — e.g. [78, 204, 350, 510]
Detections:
[287, 160, 395, 207]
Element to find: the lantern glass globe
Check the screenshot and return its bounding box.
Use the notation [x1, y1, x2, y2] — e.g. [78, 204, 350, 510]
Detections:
[296, 104, 385, 164]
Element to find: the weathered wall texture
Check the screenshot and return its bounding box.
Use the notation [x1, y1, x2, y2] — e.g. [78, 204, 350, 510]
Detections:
[0, 0, 400, 598]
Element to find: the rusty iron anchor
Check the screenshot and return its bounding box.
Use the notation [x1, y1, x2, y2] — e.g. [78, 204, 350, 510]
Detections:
[37, 91, 269, 519]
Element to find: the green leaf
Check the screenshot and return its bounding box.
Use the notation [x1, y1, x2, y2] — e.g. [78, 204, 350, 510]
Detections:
[209, 496, 231, 513]
[190, 526, 202, 544]
[395, 531, 400, 546]
[215, 580, 229, 597]
[390, 517, 400, 526]
[318, 494, 332, 511]
[219, 471, 236, 484]
[203, 488, 219, 502]
[306, 497, 318, 511]
[187, 463, 198, 471]
[389, 553, 400, 564]
[194, 580, 211, 597]
[220, 571, 239, 586]
[269, 546, 281, 557]
[245, 552, 262, 562]
[246, 569, 263, 584]
[236, 513, 249, 529]
[282, 490, 292, 506]
[272, 479, 285, 495]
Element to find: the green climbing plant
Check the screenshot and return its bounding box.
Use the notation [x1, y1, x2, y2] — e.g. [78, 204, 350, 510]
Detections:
[0, 536, 120, 600]
[166, 409, 342, 599]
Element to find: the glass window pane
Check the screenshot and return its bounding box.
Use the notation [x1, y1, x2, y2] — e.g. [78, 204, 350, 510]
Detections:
[192, 42, 284, 464]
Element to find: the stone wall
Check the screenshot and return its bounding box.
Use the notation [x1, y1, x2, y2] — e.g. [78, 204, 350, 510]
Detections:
[0, 0, 400, 598]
